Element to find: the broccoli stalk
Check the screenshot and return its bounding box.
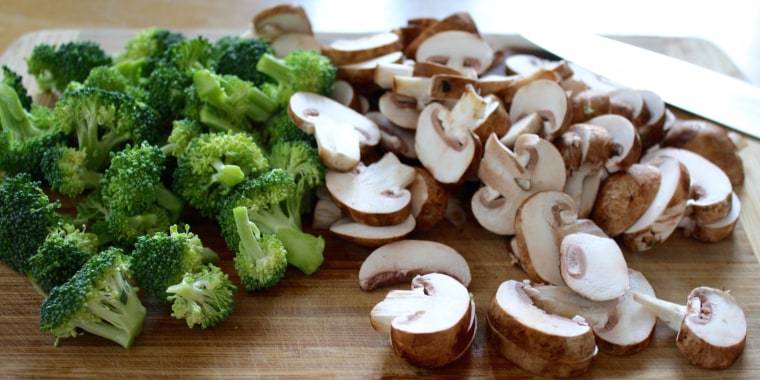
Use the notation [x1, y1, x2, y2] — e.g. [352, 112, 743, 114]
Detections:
[39, 247, 146, 349]
[166, 263, 237, 329]
[255, 50, 336, 108]
[2, 65, 32, 110]
[232, 206, 287, 291]
[193, 69, 277, 132]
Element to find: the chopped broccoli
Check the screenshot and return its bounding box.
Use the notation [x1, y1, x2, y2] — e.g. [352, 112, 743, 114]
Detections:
[54, 86, 162, 172]
[0, 173, 62, 273]
[39, 246, 146, 349]
[193, 68, 277, 133]
[140, 65, 193, 123]
[2, 65, 32, 110]
[267, 140, 326, 219]
[263, 110, 313, 147]
[212, 35, 274, 86]
[172, 131, 269, 217]
[131, 224, 219, 301]
[166, 263, 237, 329]
[161, 118, 205, 158]
[82, 65, 131, 93]
[25, 41, 112, 92]
[41, 144, 104, 197]
[232, 205, 288, 291]
[27, 223, 99, 296]
[219, 168, 325, 275]
[255, 49, 336, 108]
[161, 36, 214, 76]
[114, 27, 186, 78]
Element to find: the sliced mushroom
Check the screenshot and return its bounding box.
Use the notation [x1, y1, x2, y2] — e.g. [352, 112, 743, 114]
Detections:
[370, 273, 476, 368]
[559, 232, 629, 302]
[403, 12, 480, 60]
[487, 279, 597, 378]
[288, 91, 381, 171]
[331, 79, 361, 112]
[269, 32, 322, 57]
[449, 85, 510, 142]
[642, 147, 733, 225]
[337, 50, 404, 85]
[571, 88, 611, 123]
[499, 112, 544, 149]
[637, 90, 667, 148]
[619, 156, 690, 252]
[472, 134, 566, 235]
[365, 111, 417, 159]
[509, 79, 572, 139]
[679, 191, 741, 243]
[329, 215, 416, 248]
[661, 119, 745, 187]
[586, 114, 642, 173]
[325, 152, 415, 227]
[322, 32, 402, 66]
[374, 62, 415, 89]
[311, 197, 343, 230]
[608, 88, 649, 127]
[415, 102, 482, 185]
[592, 163, 661, 237]
[409, 167, 448, 233]
[358, 239, 471, 290]
[252, 3, 313, 40]
[415, 30, 494, 76]
[377, 91, 421, 130]
[633, 287, 746, 369]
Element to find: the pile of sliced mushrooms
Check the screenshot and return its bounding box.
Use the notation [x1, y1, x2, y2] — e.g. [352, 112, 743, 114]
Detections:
[252, 4, 748, 375]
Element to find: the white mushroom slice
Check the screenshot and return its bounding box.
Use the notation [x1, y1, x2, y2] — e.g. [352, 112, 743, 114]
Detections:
[358, 239, 471, 290]
[403, 12, 480, 59]
[329, 215, 415, 248]
[288, 91, 381, 171]
[325, 152, 415, 227]
[269, 32, 322, 57]
[509, 79, 572, 139]
[311, 197, 342, 230]
[415, 30, 494, 76]
[370, 273, 476, 368]
[322, 32, 402, 66]
[587, 114, 642, 173]
[513, 191, 579, 285]
[365, 111, 417, 159]
[592, 163, 661, 237]
[642, 147, 733, 224]
[559, 233, 629, 302]
[472, 134, 566, 235]
[633, 287, 746, 369]
[409, 167, 447, 233]
[330, 79, 361, 112]
[415, 102, 481, 185]
[619, 156, 690, 252]
[609, 88, 648, 127]
[337, 51, 404, 85]
[374, 62, 414, 89]
[499, 112, 543, 149]
[661, 119, 744, 187]
[377, 91, 420, 130]
[252, 4, 313, 40]
[680, 191, 741, 243]
[450, 86, 510, 142]
[637, 89, 667, 147]
[487, 280, 597, 378]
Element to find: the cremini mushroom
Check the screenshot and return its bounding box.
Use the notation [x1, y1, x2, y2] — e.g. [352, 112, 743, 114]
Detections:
[509, 79, 572, 139]
[252, 3, 313, 40]
[559, 232, 629, 302]
[592, 163, 661, 237]
[322, 32, 402, 66]
[414, 30, 493, 76]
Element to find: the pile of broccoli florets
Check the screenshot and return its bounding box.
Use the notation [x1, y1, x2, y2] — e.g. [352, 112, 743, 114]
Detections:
[0, 27, 336, 348]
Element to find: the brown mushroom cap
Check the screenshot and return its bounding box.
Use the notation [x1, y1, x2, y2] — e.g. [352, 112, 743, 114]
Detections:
[592, 163, 662, 237]
[509, 79, 573, 139]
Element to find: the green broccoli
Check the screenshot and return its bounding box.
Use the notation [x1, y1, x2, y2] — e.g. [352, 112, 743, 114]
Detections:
[172, 131, 269, 217]
[0, 173, 62, 273]
[41, 144, 104, 197]
[161, 118, 205, 158]
[262, 110, 313, 147]
[267, 140, 326, 217]
[2, 65, 32, 110]
[219, 168, 325, 275]
[39, 246, 146, 349]
[140, 65, 194, 123]
[212, 35, 274, 86]
[255, 49, 336, 108]
[54, 86, 162, 172]
[25, 40, 112, 92]
[113, 27, 186, 79]
[0, 82, 67, 179]
[161, 36, 214, 76]
[27, 224, 99, 296]
[82, 65, 131, 93]
[193, 68, 278, 133]
[166, 263, 237, 329]
[231, 205, 287, 291]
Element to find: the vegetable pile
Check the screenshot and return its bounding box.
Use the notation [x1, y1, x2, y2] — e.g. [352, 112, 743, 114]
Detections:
[0, 2, 750, 376]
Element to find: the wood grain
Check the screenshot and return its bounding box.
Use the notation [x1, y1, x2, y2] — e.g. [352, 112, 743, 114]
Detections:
[1, 29, 759, 379]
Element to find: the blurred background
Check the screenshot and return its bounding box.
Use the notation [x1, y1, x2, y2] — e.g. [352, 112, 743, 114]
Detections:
[2, 0, 759, 85]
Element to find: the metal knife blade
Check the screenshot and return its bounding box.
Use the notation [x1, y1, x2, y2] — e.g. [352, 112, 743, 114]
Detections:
[519, 30, 760, 139]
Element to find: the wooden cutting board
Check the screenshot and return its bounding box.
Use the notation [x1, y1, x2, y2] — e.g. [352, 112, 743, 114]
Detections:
[1, 29, 758, 379]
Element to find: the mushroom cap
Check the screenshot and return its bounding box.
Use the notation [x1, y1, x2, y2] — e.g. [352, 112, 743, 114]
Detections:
[415, 30, 494, 76]
[509, 79, 572, 139]
[559, 232, 630, 302]
[592, 163, 661, 237]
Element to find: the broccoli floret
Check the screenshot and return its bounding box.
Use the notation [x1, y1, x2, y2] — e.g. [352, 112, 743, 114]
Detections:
[263, 110, 313, 147]
[161, 118, 205, 157]
[268, 140, 326, 217]
[114, 27, 186, 78]
[54, 86, 162, 172]
[27, 224, 99, 296]
[131, 224, 219, 300]
[26, 41, 112, 92]
[161, 36, 214, 76]
[255, 49, 336, 108]
[2, 65, 32, 110]
[193, 69, 277, 133]
[212, 36, 274, 86]
[219, 168, 325, 275]
[0, 173, 62, 273]
[231, 205, 287, 291]
[140, 65, 194, 123]
[82, 65, 131, 93]
[41, 144, 104, 197]
[39, 247, 146, 349]
[166, 263, 237, 329]
[173, 131, 269, 217]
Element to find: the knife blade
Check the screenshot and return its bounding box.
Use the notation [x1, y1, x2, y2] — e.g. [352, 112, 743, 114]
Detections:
[519, 30, 760, 139]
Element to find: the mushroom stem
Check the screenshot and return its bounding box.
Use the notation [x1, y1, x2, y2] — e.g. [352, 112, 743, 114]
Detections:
[632, 291, 686, 332]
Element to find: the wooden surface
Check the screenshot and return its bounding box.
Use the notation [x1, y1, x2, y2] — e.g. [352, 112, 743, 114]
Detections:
[1, 28, 759, 379]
